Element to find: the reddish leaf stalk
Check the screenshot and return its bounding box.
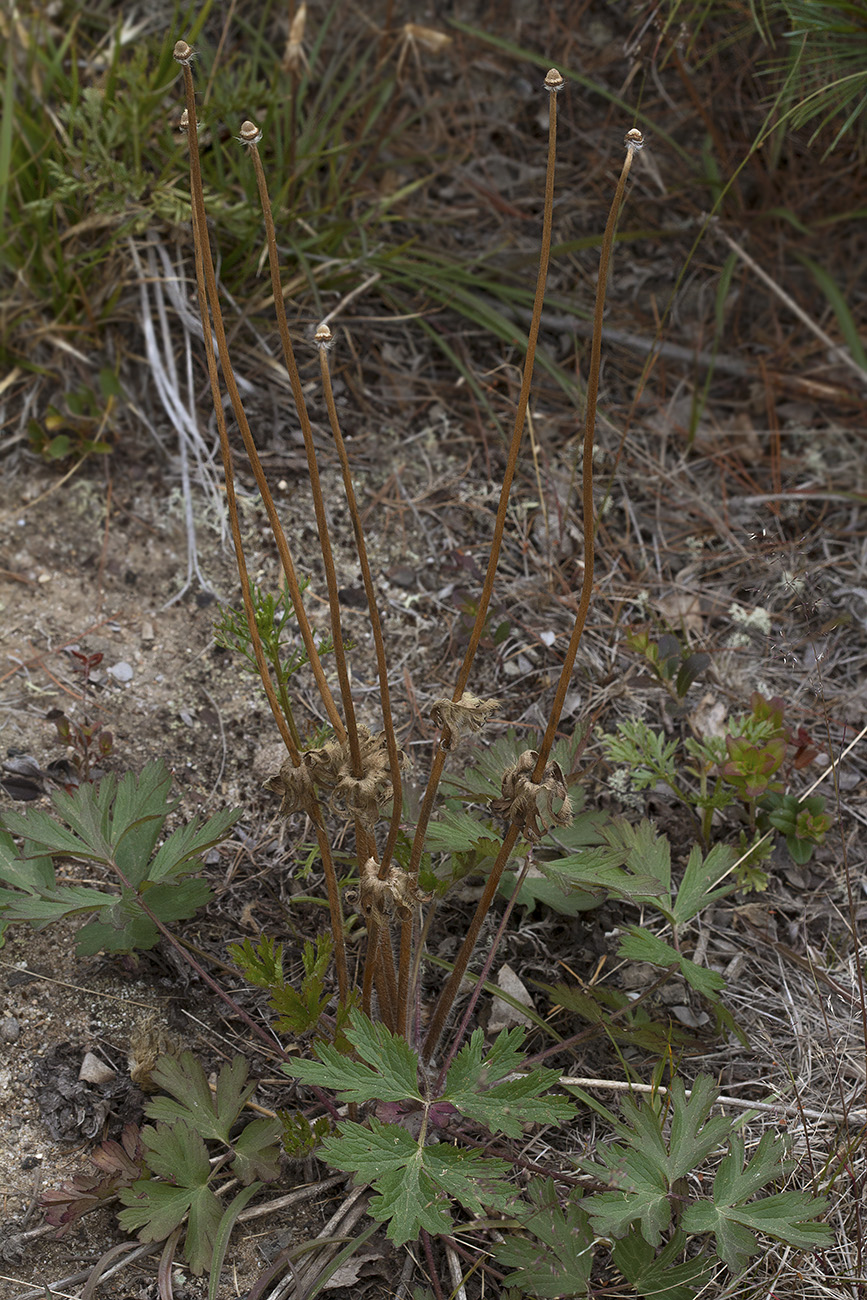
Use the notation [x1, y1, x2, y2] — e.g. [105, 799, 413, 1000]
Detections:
[422, 125, 644, 1064]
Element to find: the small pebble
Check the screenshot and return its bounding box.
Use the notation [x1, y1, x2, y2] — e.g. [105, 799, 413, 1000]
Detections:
[0, 1016, 21, 1043]
[79, 1052, 116, 1085]
[107, 661, 134, 683]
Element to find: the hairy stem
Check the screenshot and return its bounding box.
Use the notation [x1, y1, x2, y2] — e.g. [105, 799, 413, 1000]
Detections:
[406, 69, 564, 889]
[422, 125, 643, 1064]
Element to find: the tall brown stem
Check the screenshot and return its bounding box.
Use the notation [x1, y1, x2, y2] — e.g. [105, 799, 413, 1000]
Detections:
[406, 69, 564, 889]
[422, 126, 644, 1064]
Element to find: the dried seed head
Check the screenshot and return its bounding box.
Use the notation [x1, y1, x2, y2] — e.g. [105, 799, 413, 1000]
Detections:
[544, 68, 564, 93]
[624, 127, 644, 151]
[173, 40, 194, 66]
[492, 750, 573, 843]
[265, 758, 318, 820]
[238, 119, 262, 146]
[315, 323, 333, 347]
[179, 108, 189, 132]
[348, 858, 432, 925]
[429, 691, 498, 751]
[301, 726, 408, 830]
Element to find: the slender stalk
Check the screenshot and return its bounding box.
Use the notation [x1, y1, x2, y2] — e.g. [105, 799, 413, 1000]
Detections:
[315, 324, 405, 870]
[241, 123, 362, 773]
[181, 110, 296, 761]
[406, 68, 564, 888]
[361, 915, 381, 1018]
[529, 128, 643, 783]
[173, 44, 352, 1004]
[422, 820, 523, 1062]
[422, 126, 643, 1065]
[174, 49, 344, 742]
[316, 324, 410, 1029]
[434, 853, 533, 1091]
[314, 824, 349, 1007]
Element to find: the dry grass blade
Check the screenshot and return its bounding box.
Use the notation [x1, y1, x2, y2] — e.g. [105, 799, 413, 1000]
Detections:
[128, 237, 221, 607]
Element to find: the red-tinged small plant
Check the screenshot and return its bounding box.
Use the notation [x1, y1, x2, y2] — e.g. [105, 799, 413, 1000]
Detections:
[46, 649, 114, 785]
[41, 1124, 145, 1233]
[719, 733, 787, 800]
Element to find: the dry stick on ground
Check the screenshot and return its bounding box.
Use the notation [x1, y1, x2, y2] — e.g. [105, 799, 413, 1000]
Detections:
[422, 122, 645, 1065]
[173, 41, 350, 1007]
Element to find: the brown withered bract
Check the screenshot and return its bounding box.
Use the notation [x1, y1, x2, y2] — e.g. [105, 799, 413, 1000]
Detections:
[492, 750, 573, 843]
[429, 691, 498, 751]
[348, 857, 432, 925]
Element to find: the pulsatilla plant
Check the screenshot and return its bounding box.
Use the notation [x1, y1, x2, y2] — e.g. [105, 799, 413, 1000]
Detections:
[61, 41, 826, 1295]
[172, 45, 624, 1055]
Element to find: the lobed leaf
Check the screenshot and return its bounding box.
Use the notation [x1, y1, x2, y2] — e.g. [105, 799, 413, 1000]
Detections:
[672, 842, 738, 925]
[494, 1180, 594, 1297]
[681, 1131, 831, 1270]
[583, 1078, 731, 1246]
[145, 1052, 254, 1144]
[320, 1118, 512, 1247]
[285, 1011, 421, 1104]
[230, 1118, 282, 1184]
[612, 1227, 713, 1300]
[617, 928, 726, 1001]
[443, 1028, 574, 1138]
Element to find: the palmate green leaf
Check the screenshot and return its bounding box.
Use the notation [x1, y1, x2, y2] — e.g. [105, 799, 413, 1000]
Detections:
[228, 934, 284, 987]
[425, 805, 506, 859]
[118, 1119, 224, 1274]
[145, 1052, 254, 1145]
[118, 1178, 219, 1252]
[603, 819, 674, 913]
[109, 763, 175, 883]
[319, 1118, 513, 1247]
[0, 829, 55, 892]
[616, 929, 746, 1044]
[139, 1119, 210, 1184]
[497, 864, 602, 916]
[529, 845, 664, 910]
[3, 763, 175, 883]
[681, 1131, 831, 1271]
[76, 906, 160, 955]
[2, 802, 112, 863]
[0, 831, 114, 942]
[284, 1012, 421, 1104]
[0, 880, 116, 925]
[540, 980, 698, 1053]
[138, 878, 213, 921]
[612, 1227, 713, 1300]
[71, 879, 212, 956]
[443, 1028, 574, 1139]
[441, 729, 587, 806]
[146, 806, 240, 883]
[582, 1078, 731, 1246]
[494, 1180, 594, 1298]
[229, 1117, 282, 1183]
